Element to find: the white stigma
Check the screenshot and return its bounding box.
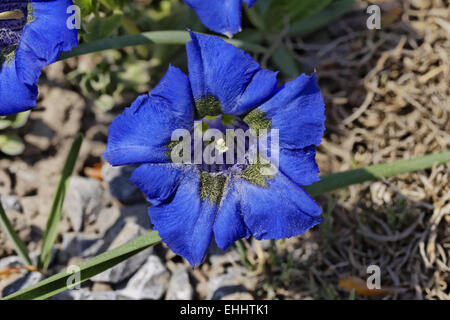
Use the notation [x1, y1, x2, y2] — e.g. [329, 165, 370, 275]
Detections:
[215, 138, 229, 153]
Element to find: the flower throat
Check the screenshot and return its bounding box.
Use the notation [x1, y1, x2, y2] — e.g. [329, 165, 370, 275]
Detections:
[0, 0, 30, 65]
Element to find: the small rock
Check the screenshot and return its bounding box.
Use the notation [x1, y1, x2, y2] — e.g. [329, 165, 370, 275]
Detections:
[410, 0, 431, 9]
[166, 266, 193, 300]
[91, 282, 113, 292]
[91, 222, 153, 284]
[0, 195, 22, 212]
[95, 206, 121, 235]
[52, 288, 129, 300]
[120, 255, 169, 300]
[63, 177, 104, 232]
[0, 169, 11, 195]
[12, 167, 36, 197]
[24, 119, 55, 151]
[0, 256, 23, 269]
[30, 249, 58, 268]
[207, 271, 248, 300]
[120, 204, 152, 230]
[208, 240, 240, 266]
[252, 238, 271, 251]
[2, 272, 43, 297]
[102, 163, 144, 204]
[58, 233, 104, 264]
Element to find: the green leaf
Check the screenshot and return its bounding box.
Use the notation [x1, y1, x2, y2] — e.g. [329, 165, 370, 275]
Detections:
[10, 111, 30, 129]
[289, 0, 355, 37]
[3, 231, 161, 300]
[0, 111, 30, 130]
[0, 201, 33, 266]
[0, 118, 12, 130]
[0, 134, 25, 156]
[85, 13, 123, 42]
[349, 288, 356, 300]
[263, 0, 331, 32]
[38, 134, 83, 271]
[305, 150, 450, 196]
[74, 0, 94, 16]
[59, 31, 268, 60]
[271, 43, 300, 79]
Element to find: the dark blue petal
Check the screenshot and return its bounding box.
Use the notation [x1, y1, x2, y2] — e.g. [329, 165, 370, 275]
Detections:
[257, 73, 325, 149]
[103, 66, 194, 166]
[0, 61, 37, 116]
[235, 69, 279, 115]
[236, 172, 322, 240]
[213, 177, 250, 250]
[186, 32, 278, 116]
[147, 167, 216, 266]
[243, 0, 258, 7]
[184, 0, 242, 37]
[279, 146, 320, 186]
[0, 0, 78, 115]
[15, 0, 78, 86]
[130, 163, 185, 206]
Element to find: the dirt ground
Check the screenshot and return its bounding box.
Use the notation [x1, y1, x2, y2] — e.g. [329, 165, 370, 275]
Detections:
[0, 0, 449, 300]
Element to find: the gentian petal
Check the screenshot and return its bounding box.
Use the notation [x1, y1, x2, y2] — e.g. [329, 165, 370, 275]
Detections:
[0, 61, 37, 115]
[0, 0, 78, 115]
[15, 0, 79, 86]
[130, 163, 186, 206]
[236, 172, 323, 240]
[146, 167, 217, 266]
[252, 73, 325, 149]
[186, 32, 278, 117]
[213, 177, 250, 250]
[103, 66, 194, 166]
[184, 0, 242, 37]
[279, 146, 321, 186]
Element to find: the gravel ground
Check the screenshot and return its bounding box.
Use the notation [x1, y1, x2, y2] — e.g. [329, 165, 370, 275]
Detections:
[0, 0, 449, 300]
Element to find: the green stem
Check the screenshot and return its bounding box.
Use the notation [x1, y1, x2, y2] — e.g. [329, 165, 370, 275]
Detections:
[0, 201, 33, 266]
[39, 134, 83, 271]
[4, 231, 161, 300]
[305, 150, 450, 196]
[59, 31, 268, 60]
[236, 239, 254, 270]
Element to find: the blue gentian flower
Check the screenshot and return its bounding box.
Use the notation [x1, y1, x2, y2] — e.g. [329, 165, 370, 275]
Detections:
[184, 0, 258, 37]
[0, 0, 78, 116]
[103, 32, 326, 266]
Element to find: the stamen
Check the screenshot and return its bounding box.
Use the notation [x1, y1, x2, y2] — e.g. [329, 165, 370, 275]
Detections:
[215, 138, 229, 153]
[0, 10, 24, 20]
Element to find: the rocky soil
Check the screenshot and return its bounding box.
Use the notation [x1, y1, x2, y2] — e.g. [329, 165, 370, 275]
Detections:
[0, 0, 449, 300]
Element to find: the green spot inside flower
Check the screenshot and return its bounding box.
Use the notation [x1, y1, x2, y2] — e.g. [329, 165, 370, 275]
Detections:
[243, 110, 271, 133]
[195, 96, 222, 118]
[221, 114, 236, 126]
[0, 46, 17, 65]
[199, 172, 227, 204]
[27, 4, 35, 24]
[239, 162, 274, 187]
[167, 137, 191, 161]
[166, 140, 180, 160]
[0, 4, 34, 67]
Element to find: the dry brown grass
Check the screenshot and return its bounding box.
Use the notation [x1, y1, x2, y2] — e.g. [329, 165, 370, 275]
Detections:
[229, 0, 450, 300]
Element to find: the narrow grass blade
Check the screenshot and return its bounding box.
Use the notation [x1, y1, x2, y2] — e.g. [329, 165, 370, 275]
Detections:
[349, 288, 356, 300]
[305, 150, 450, 196]
[0, 201, 32, 266]
[38, 134, 83, 271]
[59, 31, 268, 61]
[3, 231, 161, 300]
